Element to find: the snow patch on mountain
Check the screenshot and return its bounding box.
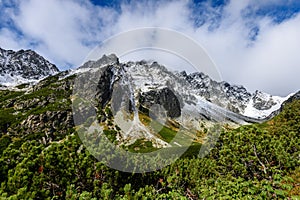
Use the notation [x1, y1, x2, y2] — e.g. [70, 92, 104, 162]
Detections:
[68, 54, 294, 121]
[243, 92, 292, 119]
[0, 47, 59, 87]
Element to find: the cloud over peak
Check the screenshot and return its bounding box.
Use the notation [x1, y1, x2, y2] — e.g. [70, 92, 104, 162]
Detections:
[0, 0, 299, 96]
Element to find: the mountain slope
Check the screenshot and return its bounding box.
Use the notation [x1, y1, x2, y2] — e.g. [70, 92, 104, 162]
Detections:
[0, 47, 59, 87]
[0, 70, 299, 199]
[66, 55, 298, 152]
[0, 53, 299, 198]
[0, 52, 294, 150]
[0, 49, 289, 120]
[75, 54, 288, 119]
[0, 53, 295, 147]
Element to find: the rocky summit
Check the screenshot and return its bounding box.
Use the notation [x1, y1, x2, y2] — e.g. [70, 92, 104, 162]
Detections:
[75, 54, 290, 120]
[0, 47, 59, 87]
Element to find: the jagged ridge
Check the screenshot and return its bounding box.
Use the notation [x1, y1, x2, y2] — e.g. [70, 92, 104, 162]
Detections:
[0, 47, 59, 86]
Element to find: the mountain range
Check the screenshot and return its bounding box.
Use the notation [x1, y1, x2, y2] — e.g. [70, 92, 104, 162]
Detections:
[0, 47, 299, 199]
[0, 47, 294, 120]
[0, 47, 299, 148]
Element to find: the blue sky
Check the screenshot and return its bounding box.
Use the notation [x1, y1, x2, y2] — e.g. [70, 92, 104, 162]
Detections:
[0, 0, 300, 96]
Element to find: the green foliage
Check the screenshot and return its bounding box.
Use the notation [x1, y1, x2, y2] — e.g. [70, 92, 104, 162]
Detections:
[103, 129, 118, 143]
[127, 139, 159, 153]
[0, 109, 15, 133]
[151, 120, 177, 143]
[0, 90, 24, 103]
[104, 106, 113, 119]
[0, 77, 299, 199]
[0, 135, 11, 154]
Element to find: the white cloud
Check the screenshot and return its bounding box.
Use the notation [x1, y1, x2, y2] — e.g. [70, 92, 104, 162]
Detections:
[0, 28, 23, 49]
[14, 0, 95, 67]
[0, 0, 299, 96]
[2, 0, 117, 69]
[184, 0, 300, 96]
[240, 14, 300, 95]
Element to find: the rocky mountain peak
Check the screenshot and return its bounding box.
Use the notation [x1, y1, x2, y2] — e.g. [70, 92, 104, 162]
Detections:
[252, 90, 276, 110]
[0, 47, 59, 86]
[80, 54, 119, 69]
[74, 56, 288, 121]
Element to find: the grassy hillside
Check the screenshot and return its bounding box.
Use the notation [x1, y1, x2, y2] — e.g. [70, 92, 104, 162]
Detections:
[0, 76, 299, 199]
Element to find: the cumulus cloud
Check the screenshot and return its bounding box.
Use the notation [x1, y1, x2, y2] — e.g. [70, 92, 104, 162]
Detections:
[0, 0, 299, 96]
[189, 0, 300, 96]
[240, 14, 300, 95]
[1, 0, 117, 69]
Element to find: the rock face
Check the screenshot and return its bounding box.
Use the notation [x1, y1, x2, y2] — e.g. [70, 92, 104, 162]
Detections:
[284, 90, 300, 103]
[20, 111, 74, 134]
[178, 71, 288, 118]
[180, 71, 252, 114]
[252, 90, 276, 110]
[0, 71, 74, 145]
[266, 90, 300, 119]
[78, 54, 119, 69]
[139, 88, 181, 118]
[0, 47, 59, 86]
[72, 55, 277, 148]
[96, 65, 115, 108]
[75, 54, 289, 121]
